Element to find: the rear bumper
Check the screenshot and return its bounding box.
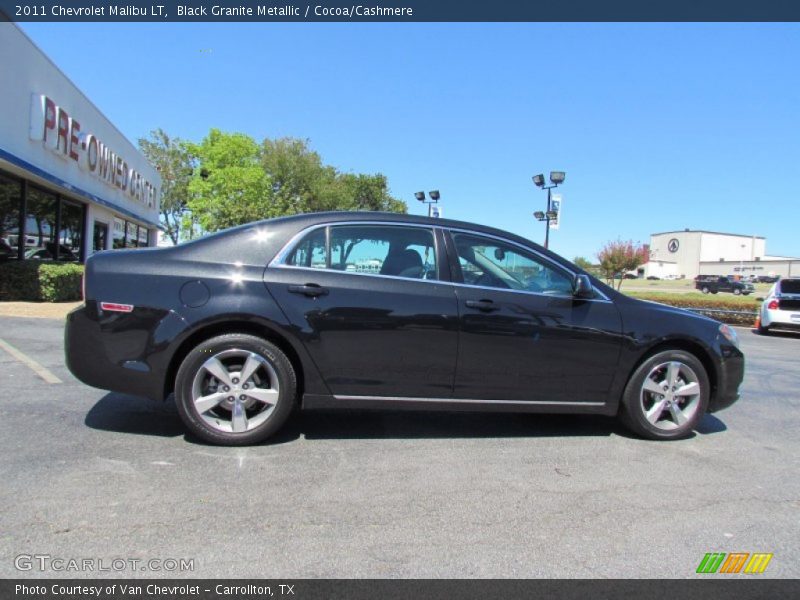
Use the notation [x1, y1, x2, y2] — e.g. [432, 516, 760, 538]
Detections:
[65, 302, 180, 400]
[762, 308, 800, 329]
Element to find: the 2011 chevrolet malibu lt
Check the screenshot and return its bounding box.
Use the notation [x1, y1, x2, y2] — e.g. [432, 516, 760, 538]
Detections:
[65, 212, 744, 445]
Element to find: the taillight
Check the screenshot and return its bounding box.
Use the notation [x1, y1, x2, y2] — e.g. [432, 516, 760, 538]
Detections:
[767, 300, 779, 310]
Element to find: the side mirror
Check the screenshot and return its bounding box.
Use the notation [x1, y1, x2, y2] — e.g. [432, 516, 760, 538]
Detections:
[573, 274, 594, 299]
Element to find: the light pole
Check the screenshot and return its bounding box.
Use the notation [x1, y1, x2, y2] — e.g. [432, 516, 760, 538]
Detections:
[532, 171, 565, 249]
[415, 190, 441, 217]
[740, 243, 746, 277]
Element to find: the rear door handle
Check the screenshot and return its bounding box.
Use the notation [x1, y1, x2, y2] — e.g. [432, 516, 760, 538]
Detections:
[288, 283, 329, 297]
[465, 299, 499, 312]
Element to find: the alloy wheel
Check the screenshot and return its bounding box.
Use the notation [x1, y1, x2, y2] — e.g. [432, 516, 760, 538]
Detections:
[639, 361, 701, 431]
[190, 348, 280, 433]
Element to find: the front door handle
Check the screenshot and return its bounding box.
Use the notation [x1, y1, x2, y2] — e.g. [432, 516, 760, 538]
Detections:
[465, 299, 499, 312]
[288, 283, 329, 297]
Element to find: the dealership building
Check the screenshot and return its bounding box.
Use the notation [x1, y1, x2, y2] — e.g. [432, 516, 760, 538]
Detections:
[643, 229, 799, 279]
[0, 22, 160, 263]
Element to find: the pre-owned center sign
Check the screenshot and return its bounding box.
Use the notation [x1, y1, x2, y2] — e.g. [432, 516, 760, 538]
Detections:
[28, 94, 157, 209]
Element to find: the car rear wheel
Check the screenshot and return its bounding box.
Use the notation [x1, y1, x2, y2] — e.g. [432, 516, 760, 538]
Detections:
[733, 288, 742, 295]
[175, 333, 296, 445]
[758, 322, 770, 335]
[701, 286, 710, 294]
[619, 350, 709, 440]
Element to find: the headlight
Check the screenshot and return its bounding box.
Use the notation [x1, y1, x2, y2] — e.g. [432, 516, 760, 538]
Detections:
[719, 323, 740, 348]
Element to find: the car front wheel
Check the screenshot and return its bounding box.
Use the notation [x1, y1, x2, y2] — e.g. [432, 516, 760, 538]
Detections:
[175, 333, 296, 445]
[733, 288, 742, 295]
[619, 350, 710, 440]
[701, 286, 710, 294]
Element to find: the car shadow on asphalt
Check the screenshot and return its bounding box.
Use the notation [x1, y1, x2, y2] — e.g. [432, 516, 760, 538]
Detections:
[85, 392, 728, 445]
[84, 393, 186, 438]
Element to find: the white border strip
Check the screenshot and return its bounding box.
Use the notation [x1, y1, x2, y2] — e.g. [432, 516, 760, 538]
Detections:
[0, 338, 62, 384]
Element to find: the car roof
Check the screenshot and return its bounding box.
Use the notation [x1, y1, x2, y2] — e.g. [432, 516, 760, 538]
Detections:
[249, 211, 542, 248]
[262, 211, 518, 237]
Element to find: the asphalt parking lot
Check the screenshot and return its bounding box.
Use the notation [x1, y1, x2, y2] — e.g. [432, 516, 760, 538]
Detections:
[0, 315, 798, 579]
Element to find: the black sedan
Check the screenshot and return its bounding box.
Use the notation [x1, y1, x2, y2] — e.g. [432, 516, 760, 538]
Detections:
[65, 212, 744, 445]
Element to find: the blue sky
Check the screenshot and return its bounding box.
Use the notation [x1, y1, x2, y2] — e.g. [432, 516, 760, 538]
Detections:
[19, 23, 800, 260]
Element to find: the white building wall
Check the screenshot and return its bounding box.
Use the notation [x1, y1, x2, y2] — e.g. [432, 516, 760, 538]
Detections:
[0, 23, 160, 230]
[643, 261, 679, 279]
[699, 233, 765, 263]
[649, 231, 703, 278]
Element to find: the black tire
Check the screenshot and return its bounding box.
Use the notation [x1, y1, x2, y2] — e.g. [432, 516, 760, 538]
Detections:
[758, 323, 770, 335]
[711, 290, 718, 294]
[701, 286, 709, 294]
[175, 333, 296, 446]
[733, 288, 742, 296]
[619, 349, 710, 441]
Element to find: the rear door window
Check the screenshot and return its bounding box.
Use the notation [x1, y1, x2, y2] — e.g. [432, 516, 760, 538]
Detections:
[281, 224, 438, 281]
[329, 225, 437, 280]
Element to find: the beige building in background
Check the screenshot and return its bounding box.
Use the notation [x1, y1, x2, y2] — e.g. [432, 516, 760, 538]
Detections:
[646, 229, 798, 279]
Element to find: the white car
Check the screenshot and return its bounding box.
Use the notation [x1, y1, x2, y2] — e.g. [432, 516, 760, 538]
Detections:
[758, 278, 800, 334]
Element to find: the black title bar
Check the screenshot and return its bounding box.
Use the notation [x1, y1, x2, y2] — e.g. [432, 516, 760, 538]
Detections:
[4, 579, 800, 600]
[2, 0, 800, 22]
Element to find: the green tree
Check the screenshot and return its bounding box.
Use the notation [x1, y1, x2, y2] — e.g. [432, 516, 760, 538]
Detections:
[186, 130, 274, 233]
[573, 256, 594, 271]
[138, 128, 194, 245]
[597, 239, 648, 290]
[183, 131, 406, 234]
[261, 137, 406, 215]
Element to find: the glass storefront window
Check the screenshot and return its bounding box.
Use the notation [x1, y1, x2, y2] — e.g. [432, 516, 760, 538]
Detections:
[25, 188, 58, 260]
[93, 221, 108, 254]
[0, 173, 21, 261]
[125, 222, 138, 248]
[138, 226, 148, 247]
[113, 217, 125, 249]
[59, 200, 83, 261]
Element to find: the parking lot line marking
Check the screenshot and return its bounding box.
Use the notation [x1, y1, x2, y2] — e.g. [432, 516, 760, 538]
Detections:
[0, 338, 62, 384]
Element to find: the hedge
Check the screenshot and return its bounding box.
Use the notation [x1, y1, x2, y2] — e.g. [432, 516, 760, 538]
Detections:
[0, 261, 84, 302]
[627, 292, 758, 326]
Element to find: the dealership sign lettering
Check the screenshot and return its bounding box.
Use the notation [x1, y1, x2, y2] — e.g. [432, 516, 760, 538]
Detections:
[29, 94, 157, 209]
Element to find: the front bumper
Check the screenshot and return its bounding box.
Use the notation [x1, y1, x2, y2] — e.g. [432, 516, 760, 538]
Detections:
[707, 344, 745, 413]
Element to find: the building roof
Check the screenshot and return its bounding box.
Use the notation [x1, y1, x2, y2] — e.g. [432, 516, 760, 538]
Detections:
[651, 230, 765, 239]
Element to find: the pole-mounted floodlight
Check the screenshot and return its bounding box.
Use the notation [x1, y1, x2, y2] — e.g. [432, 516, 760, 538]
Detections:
[415, 189, 441, 217]
[531, 170, 565, 249]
